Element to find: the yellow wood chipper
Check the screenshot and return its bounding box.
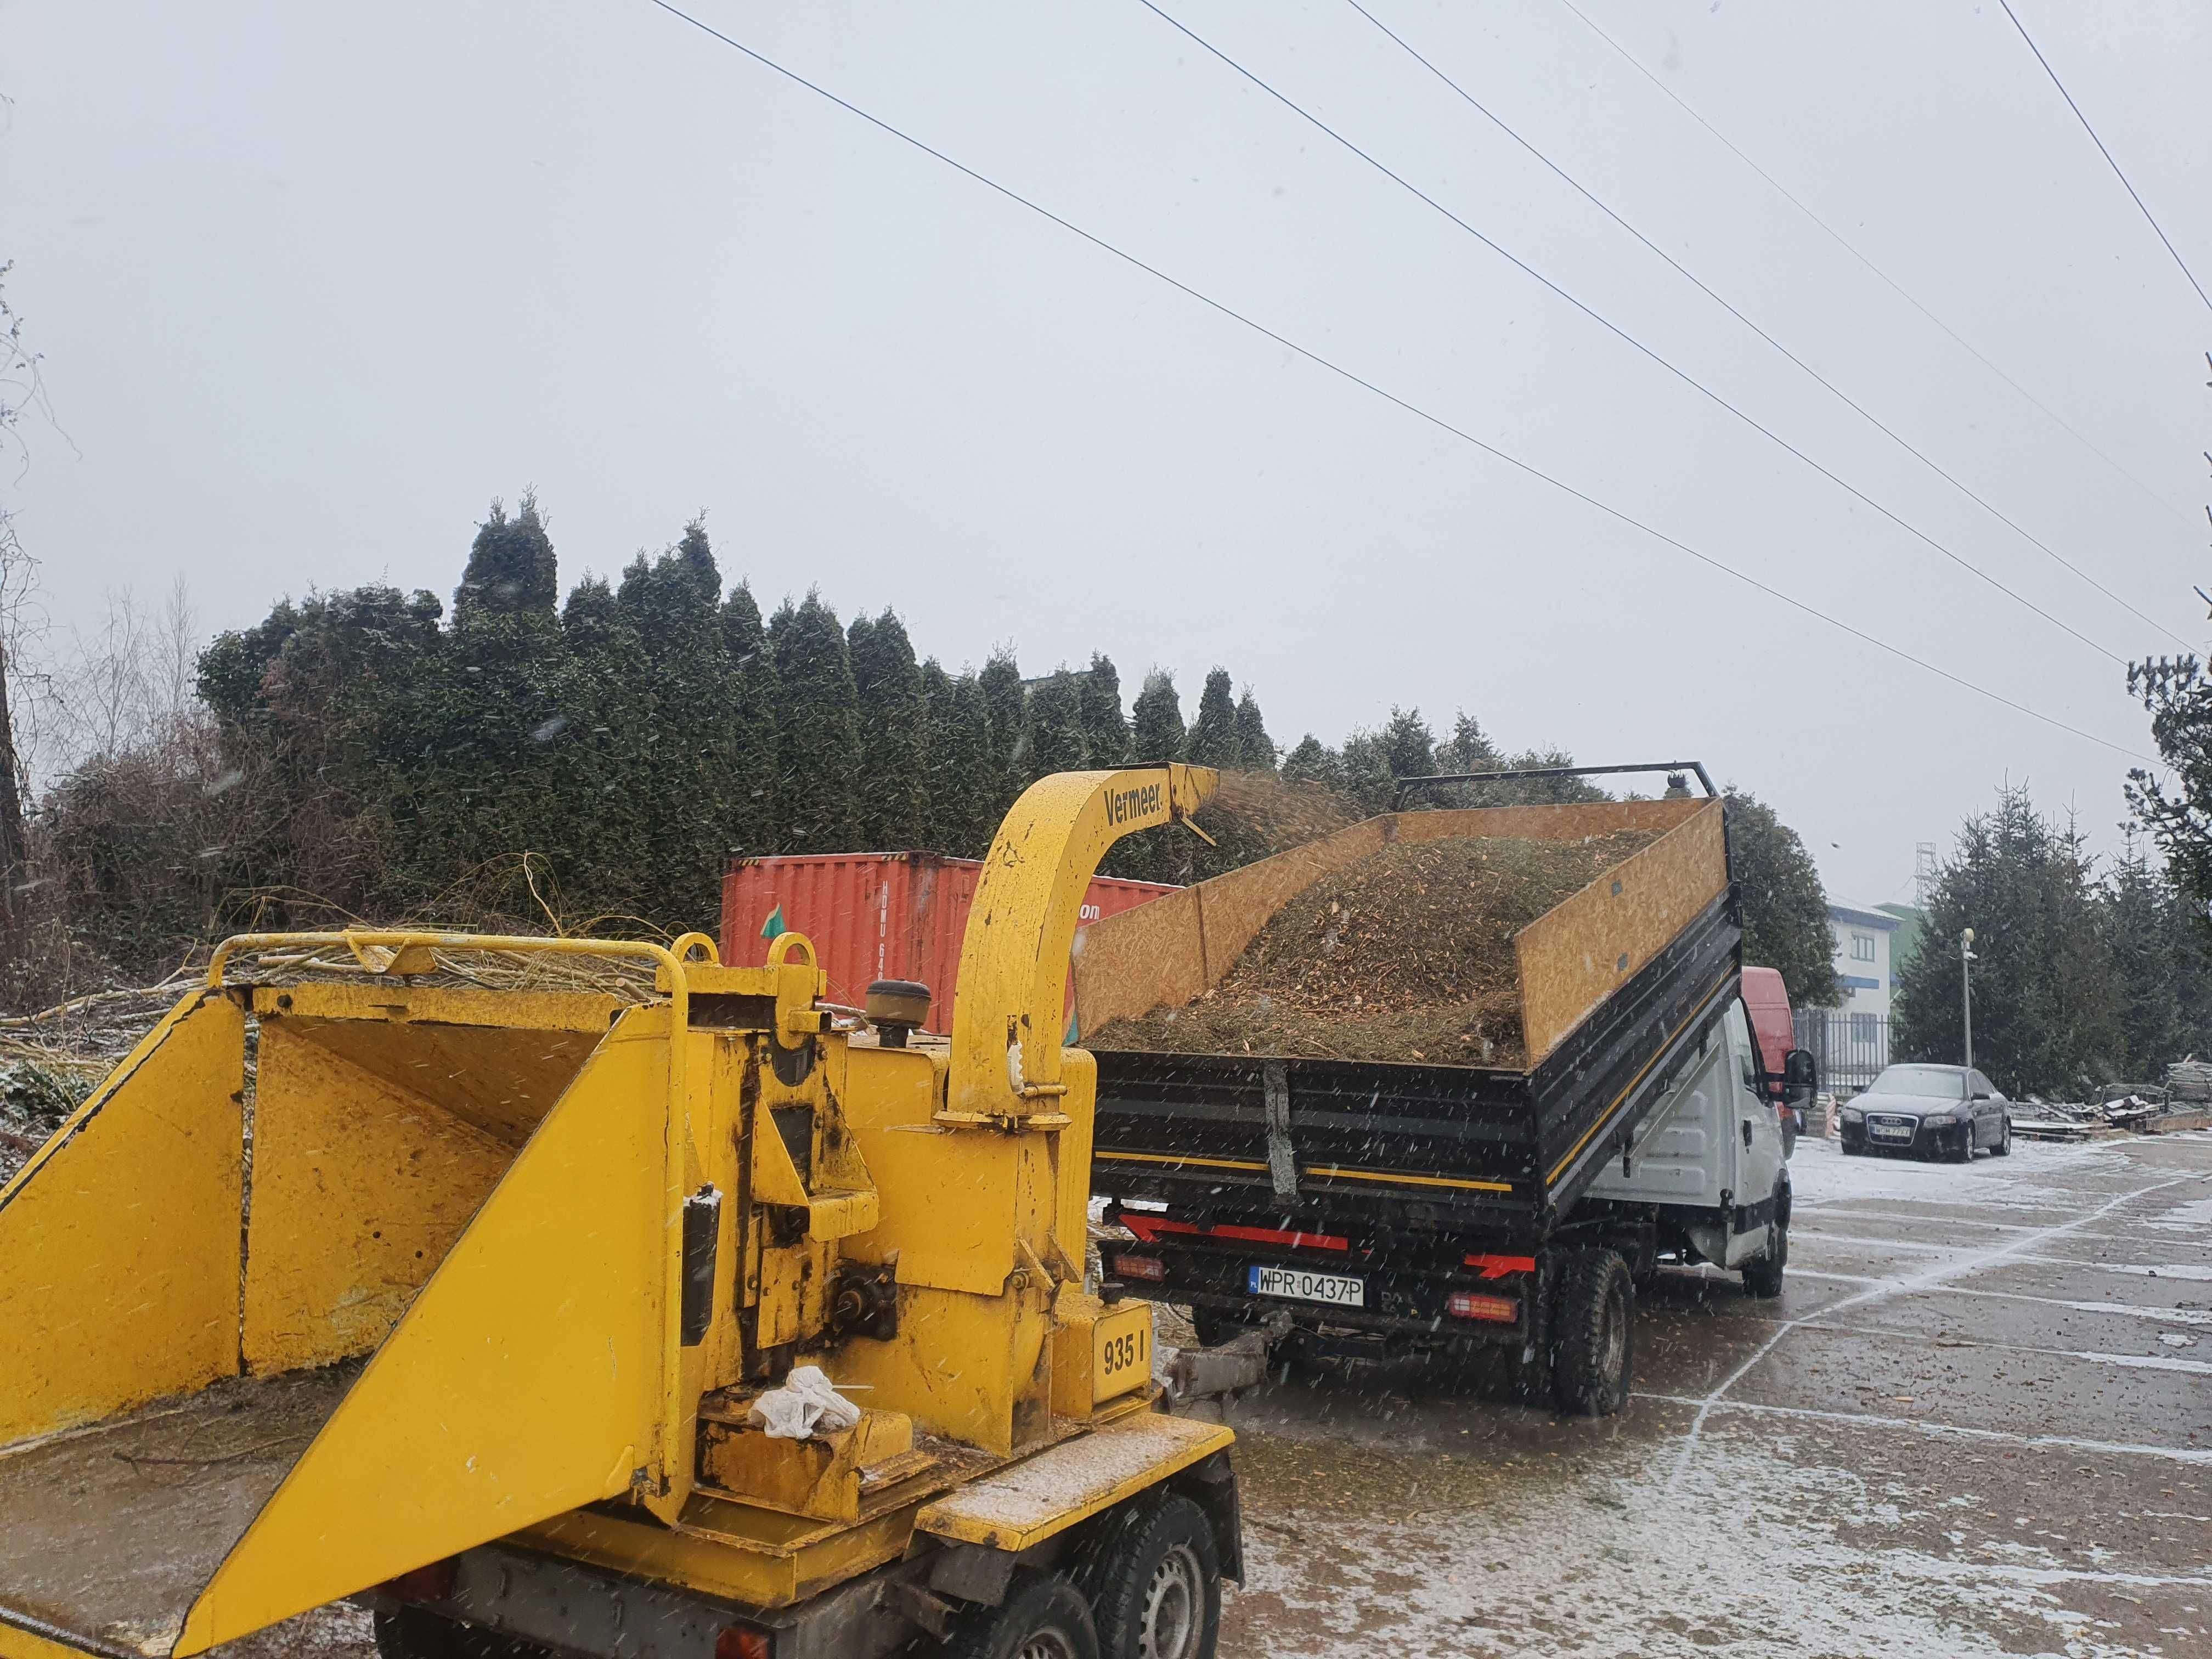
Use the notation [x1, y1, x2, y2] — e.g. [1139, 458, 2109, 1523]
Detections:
[0, 768, 1237, 1659]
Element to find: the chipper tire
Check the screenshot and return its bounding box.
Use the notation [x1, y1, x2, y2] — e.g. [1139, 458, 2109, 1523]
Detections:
[1551, 1248, 1634, 1417]
[373, 1610, 551, 1659]
[1074, 1492, 1222, 1659]
[944, 1573, 1099, 1659]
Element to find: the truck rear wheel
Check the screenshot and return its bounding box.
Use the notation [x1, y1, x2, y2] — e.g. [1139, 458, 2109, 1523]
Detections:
[1188, 1307, 1250, 1350]
[1074, 1493, 1221, 1659]
[1551, 1248, 1634, 1416]
[945, 1572, 1099, 1659]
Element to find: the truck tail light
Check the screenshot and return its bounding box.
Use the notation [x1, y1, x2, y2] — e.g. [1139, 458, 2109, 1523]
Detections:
[716, 1628, 772, 1659]
[1446, 1291, 1517, 1324]
[1113, 1253, 1166, 1282]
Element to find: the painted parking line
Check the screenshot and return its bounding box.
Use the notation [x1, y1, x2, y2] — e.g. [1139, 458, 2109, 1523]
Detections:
[1662, 1171, 2205, 1490]
[1785, 1318, 2212, 1374]
[1934, 1284, 2212, 1327]
[1636, 1391, 2212, 1468]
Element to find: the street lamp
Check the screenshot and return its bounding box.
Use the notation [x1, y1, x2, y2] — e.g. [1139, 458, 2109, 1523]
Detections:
[1960, 928, 1976, 1070]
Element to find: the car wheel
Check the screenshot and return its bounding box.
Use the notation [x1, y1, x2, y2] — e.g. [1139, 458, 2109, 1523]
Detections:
[1945, 1128, 1972, 1163]
[1990, 1117, 2011, 1156]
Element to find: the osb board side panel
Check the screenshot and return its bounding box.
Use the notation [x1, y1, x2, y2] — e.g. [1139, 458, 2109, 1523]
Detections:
[1191, 818, 1393, 985]
[1073, 887, 1209, 1034]
[1387, 799, 1703, 845]
[1515, 802, 1728, 1061]
[1073, 819, 1392, 1031]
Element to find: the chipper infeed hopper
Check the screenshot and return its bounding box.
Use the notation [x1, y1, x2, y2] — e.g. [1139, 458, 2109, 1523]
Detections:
[0, 767, 1237, 1659]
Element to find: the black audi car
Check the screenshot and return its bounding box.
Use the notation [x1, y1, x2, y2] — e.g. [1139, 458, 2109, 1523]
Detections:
[1839, 1063, 2012, 1161]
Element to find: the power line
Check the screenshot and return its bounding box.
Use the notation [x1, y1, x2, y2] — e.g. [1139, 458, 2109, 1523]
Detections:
[1341, 0, 2191, 653]
[1135, 1, 2129, 669]
[1555, 0, 2200, 539]
[635, 0, 2155, 765]
[1997, 0, 2212, 318]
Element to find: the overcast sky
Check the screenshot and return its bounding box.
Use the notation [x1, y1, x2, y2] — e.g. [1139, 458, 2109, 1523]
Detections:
[5, 1, 2208, 905]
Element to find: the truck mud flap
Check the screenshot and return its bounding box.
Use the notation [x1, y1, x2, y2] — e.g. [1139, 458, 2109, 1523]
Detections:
[0, 986, 675, 1659]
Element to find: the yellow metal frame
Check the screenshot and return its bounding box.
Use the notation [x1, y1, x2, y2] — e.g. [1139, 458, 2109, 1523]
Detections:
[0, 772, 1239, 1659]
[208, 929, 704, 1504]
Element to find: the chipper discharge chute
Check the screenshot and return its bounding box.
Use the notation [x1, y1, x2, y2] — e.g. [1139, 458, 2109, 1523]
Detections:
[1, 766, 1242, 1659]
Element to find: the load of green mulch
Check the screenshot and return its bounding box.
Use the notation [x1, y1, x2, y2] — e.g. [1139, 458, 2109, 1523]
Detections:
[1090, 831, 1656, 1069]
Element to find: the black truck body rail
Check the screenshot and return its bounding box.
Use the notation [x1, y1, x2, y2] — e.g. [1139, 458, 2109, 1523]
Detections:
[1092, 889, 1743, 1245]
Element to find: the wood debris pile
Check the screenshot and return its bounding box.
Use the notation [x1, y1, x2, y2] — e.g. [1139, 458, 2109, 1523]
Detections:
[1090, 830, 1656, 1069]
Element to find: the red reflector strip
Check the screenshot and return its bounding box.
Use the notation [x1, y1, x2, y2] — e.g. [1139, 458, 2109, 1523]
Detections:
[1463, 1253, 1537, 1279]
[1122, 1216, 1351, 1252]
[1111, 1253, 1166, 1281]
[1446, 1291, 1519, 1323]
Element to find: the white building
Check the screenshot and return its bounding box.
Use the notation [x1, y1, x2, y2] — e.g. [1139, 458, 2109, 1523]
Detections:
[1828, 903, 1900, 1024]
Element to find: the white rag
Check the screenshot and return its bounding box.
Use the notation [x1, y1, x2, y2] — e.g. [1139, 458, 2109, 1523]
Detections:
[746, 1366, 862, 1441]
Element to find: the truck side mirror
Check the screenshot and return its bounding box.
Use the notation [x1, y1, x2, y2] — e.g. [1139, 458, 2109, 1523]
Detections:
[1782, 1048, 1817, 1104]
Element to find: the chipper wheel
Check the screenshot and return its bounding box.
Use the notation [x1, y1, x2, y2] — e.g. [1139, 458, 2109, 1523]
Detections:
[373, 1610, 550, 1659]
[944, 1572, 1099, 1659]
[1551, 1248, 1635, 1417]
[1073, 1492, 1223, 1659]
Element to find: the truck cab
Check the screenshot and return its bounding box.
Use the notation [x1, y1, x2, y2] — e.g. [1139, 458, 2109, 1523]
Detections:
[1584, 994, 1791, 1289]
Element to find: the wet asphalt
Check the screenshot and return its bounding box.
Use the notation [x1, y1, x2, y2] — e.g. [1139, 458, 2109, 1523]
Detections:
[1211, 1130, 2212, 1658]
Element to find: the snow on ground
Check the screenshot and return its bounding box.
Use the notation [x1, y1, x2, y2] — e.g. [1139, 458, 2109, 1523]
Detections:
[1231, 1420, 2209, 1659]
[1786, 1133, 2139, 1210]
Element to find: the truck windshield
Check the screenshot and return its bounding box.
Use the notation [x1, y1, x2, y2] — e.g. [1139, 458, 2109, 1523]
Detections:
[1870, 1065, 1966, 1099]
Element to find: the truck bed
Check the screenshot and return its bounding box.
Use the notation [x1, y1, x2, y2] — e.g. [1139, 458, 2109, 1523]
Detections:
[1092, 891, 1741, 1239]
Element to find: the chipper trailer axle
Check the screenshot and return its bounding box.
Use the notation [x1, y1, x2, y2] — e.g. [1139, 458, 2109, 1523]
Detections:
[0, 767, 1239, 1659]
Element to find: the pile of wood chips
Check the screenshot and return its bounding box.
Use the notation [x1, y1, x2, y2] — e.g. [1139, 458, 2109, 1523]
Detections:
[1090, 830, 1656, 1069]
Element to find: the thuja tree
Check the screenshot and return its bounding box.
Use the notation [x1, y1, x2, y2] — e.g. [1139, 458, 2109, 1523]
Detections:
[849, 609, 927, 850]
[720, 581, 781, 856]
[768, 592, 860, 851]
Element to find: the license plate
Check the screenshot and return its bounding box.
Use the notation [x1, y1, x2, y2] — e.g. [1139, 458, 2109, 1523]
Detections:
[1870, 1122, 1912, 1141]
[1248, 1264, 1365, 1307]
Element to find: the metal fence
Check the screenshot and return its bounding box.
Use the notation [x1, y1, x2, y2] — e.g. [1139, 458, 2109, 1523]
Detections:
[1795, 1011, 1892, 1094]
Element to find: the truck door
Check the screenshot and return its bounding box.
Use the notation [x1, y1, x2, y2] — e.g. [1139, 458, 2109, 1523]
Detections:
[1724, 1001, 1787, 1267]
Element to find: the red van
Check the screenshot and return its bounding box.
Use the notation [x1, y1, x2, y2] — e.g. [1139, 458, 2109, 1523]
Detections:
[1741, 965, 1815, 1148]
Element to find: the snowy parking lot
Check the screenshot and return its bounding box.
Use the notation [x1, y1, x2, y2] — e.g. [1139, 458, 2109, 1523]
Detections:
[1216, 1131, 2212, 1658]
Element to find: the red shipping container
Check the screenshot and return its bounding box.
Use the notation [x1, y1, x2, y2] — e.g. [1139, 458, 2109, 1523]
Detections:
[720, 851, 1177, 1035]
